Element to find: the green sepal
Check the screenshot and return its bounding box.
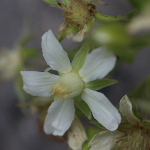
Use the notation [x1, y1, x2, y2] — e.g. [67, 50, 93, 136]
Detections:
[71, 42, 89, 73]
[86, 18, 95, 31]
[95, 11, 126, 22]
[74, 96, 91, 119]
[43, 0, 60, 7]
[66, 42, 85, 62]
[141, 120, 150, 130]
[82, 127, 101, 150]
[89, 120, 105, 129]
[130, 98, 143, 122]
[63, 25, 80, 35]
[85, 78, 118, 90]
[66, 50, 77, 62]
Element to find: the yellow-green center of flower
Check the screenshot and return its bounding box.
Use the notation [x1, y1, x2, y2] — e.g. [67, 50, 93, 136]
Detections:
[50, 72, 83, 100]
[58, 0, 95, 28]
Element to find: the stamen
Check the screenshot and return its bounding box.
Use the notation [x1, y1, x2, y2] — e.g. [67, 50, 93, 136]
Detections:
[50, 72, 83, 99]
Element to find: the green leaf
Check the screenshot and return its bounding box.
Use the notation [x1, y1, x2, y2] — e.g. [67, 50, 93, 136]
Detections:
[95, 11, 126, 22]
[82, 127, 101, 150]
[85, 78, 118, 90]
[141, 120, 150, 130]
[74, 96, 91, 119]
[71, 42, 89, 73]
[43, 0, 60, 7]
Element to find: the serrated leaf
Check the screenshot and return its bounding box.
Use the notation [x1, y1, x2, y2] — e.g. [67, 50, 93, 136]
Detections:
[85, 78, 118, 90]
[74, 96, 91, 119]
[95, 11, 126, 22]
[71, 42, 89, 73]
[43, 0, 60, 7]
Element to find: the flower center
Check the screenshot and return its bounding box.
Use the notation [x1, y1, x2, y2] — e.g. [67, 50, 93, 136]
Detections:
[50, 72, 83, 100]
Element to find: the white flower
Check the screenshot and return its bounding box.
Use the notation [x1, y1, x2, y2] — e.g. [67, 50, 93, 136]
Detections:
[21, 30, 121, 136]
[127, 1, 150, 34]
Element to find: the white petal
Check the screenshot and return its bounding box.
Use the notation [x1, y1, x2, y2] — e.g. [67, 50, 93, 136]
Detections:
[44, 98, 75, 136]
[21, 71, 60, 97]
[41, 30, 72, 73]
[81, 89, 121, 131]
[68, 116, 87, 150]
[79, 47, 116, 82]
[119, 95, 141, 125]
[89, 131, 123, 150]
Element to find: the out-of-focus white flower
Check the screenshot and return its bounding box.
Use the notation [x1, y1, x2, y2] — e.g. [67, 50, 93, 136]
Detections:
[89, 95, 150, 150]
[0, 47, 21, 80]
[67, 116, 87, 150]
[21, 30, 121, 136]
[127, 2, 150, 34]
